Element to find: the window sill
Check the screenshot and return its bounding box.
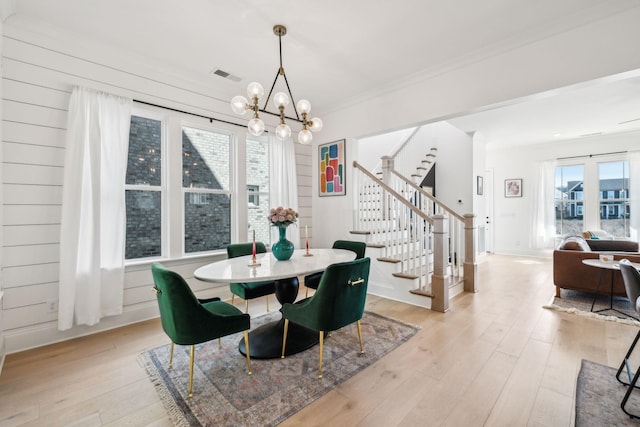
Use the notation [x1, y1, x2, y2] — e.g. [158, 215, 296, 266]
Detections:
[124, 251, 227, 270]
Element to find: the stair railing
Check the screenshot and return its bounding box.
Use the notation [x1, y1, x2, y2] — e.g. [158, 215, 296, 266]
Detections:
[353, 161, 454, 311]
[389, 167, 478, 294]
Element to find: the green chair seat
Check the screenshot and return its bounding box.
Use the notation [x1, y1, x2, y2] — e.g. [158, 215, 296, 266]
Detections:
[229, 281, 276, 300]
[227, 242, 277, 312]
[304, 240, 366, 296]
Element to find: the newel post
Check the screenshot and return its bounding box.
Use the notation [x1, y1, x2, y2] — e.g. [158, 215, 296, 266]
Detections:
[431, 214, 449, 312]
[463, 213, 478, 293]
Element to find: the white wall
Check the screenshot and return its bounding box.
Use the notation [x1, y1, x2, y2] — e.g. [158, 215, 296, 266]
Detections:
[486, 131, 640, 256]
[0, 23, 312, 353]
[312, 6, 640, 249]
[358, 127, 415, 171]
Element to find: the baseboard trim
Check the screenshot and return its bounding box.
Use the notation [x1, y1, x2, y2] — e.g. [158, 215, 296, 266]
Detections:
[4, 302, 160, 355]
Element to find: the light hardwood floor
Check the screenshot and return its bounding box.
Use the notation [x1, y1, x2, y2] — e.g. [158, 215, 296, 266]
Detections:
[1, 254, 637, 426]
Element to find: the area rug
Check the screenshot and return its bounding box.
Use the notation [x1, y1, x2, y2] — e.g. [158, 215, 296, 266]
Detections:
[576, 359, 640, 426]
[139, 311, 419, 427]
[543, 289, 640, 326]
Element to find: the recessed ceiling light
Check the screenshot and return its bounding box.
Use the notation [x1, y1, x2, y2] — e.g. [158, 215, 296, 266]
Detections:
[579, 132, 603, 137]
[553, 133, 562, 137]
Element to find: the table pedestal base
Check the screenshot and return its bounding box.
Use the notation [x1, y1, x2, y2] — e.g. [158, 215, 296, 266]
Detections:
[239, 318, 321, 359]
[238, 275, 324, 359]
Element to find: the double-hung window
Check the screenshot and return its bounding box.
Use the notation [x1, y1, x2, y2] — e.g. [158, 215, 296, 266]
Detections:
[554, 158, 631, 239]
[182, 125, 232, 253]
[125, 115, 163, 260]
[554, 164, 584, 235]
[246, 137, 271, 245]
[125, 111, 238, 261]
[598, 160, 630, 237]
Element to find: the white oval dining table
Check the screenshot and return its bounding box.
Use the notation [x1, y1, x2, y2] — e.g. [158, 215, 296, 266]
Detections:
[194, 248, 356, 358]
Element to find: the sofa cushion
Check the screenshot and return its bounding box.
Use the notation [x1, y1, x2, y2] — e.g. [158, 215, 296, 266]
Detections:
[586, 239, 639, 252]
[557, 236, 591, 251]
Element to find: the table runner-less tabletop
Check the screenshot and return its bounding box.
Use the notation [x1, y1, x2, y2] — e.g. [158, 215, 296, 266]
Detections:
[194, 248, 356, 358]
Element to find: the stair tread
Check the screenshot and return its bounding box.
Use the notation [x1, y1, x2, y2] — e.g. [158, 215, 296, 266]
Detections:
[393, 272, 419, 280]
[367, 243, 386, 248]
[409, 289, 434, 298]
[377, 257, 401, 263]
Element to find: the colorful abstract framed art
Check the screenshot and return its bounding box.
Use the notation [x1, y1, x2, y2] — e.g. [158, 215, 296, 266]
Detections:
[318, 139, 346, 196]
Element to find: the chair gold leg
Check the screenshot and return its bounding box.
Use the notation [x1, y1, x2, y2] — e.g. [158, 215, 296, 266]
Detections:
[218, 338, 221, 349]
[245, 300, 249, 314]
[357, 320, 364, 354]
[169, 341, 174, 368]
[305, 287, 309, 298]
[188, 345, 195, 398]
[244, 331, 252, 375]
[266, 295, 269, 312]
[318, 331, 324, 379]
[281, 319, 289, 358]
[231, 294, 235, 305]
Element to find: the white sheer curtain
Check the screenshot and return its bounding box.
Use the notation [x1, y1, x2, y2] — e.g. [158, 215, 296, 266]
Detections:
[630, 151, 640, 242]
[531, 159, 557, 249]
[269, 135, 300, 247]
[58, 87, 132, 331]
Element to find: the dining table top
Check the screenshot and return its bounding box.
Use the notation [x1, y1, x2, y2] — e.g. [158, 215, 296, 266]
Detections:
[194, 248, 357, 283]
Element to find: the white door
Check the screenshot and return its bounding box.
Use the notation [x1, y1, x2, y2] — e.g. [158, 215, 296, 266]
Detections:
[484, 169, 494, 253]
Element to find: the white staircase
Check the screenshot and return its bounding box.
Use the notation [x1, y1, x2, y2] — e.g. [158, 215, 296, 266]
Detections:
[352, 126, 478, 311]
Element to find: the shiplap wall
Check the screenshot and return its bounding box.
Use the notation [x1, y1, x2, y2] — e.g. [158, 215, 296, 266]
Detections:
[0, 25, 313, 353]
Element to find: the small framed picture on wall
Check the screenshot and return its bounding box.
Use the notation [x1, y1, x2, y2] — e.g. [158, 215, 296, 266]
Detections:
[504, 178, 522, 198]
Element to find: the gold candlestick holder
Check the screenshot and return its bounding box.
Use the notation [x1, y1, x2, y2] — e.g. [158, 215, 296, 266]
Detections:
[304, 248, 314, 257]
[248, 254, 261, 267]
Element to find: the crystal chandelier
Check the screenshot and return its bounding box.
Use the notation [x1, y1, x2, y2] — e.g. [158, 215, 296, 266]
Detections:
[230, 25, 323, 145]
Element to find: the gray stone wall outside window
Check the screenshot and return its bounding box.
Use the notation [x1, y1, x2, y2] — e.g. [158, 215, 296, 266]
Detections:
[183, 126, 231, 253]
[125, 116, 162, 259]
[246, 138, 271, 246]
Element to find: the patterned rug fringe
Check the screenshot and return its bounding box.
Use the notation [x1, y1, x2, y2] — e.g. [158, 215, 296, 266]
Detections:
[543, 295, 640, 326]
[138, 355, 192, 427]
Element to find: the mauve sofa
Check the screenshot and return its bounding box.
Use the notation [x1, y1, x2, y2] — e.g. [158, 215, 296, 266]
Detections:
[553, 236, 640, 297]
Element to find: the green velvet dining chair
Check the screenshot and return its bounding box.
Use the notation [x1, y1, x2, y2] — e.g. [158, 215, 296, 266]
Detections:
[304, 240, 366, 297]
[151, 263, 252, 398]
[281, 257, 371, 378]
[227, 242, 277, 313]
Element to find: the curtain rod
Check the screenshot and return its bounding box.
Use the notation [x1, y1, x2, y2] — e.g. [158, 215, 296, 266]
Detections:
[556, 150, 627, 160]
[133, 99, 269, 133]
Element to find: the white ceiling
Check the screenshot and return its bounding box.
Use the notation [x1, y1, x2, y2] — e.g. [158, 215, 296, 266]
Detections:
[7, 0, 640, 147]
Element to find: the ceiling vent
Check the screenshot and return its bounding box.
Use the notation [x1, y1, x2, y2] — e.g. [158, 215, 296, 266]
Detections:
[211, 68, 241, 82]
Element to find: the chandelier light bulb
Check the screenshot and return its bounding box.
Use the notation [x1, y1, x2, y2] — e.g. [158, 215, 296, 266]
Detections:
[248, 117, 265, 136]
[246, 82, 265, 99]
[230, 95, 249, 115]
[296, 99, 311, 114]
[309, 117, 323, 132]
[275, 123, 292, 140]
[273, 92, 290, 109]
[298, 129, 313, 145]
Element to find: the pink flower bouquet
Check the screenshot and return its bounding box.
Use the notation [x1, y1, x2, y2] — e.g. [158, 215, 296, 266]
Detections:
[268, 206, 298, 227]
